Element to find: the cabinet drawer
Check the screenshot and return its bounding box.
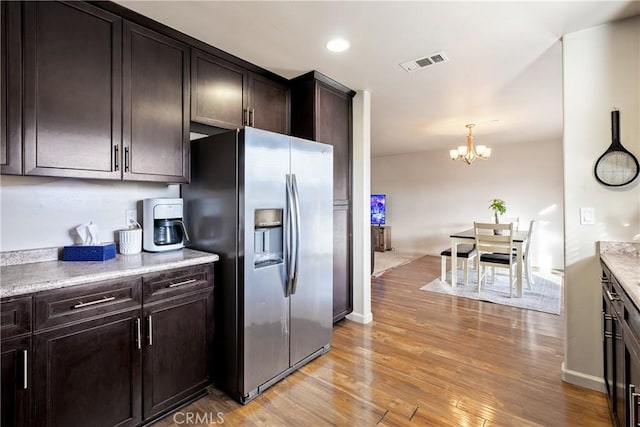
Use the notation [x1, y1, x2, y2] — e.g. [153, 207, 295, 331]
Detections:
[1, 296, 32, 339]
[35, 277, 142, 331]
[143, 264, 213, 303]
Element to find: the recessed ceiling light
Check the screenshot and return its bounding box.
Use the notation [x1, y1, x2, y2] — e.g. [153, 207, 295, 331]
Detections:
[326, 38, 350, 53]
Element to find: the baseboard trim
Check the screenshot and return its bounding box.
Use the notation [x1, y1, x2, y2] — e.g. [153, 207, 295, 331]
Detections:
[346, 311, 373, 324]
[561, 362, 606, 392]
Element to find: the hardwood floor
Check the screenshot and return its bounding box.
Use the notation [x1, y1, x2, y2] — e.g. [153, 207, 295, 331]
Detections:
[154, 255, 611, 426]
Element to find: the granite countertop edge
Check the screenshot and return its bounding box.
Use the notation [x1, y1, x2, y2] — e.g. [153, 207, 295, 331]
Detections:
[1, 249, 219, 299]
[600, 252, 640, 310]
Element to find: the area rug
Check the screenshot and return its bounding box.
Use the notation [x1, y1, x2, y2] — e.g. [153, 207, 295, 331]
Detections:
[372, 251, 421, 278]
[420, 268, 563, 315]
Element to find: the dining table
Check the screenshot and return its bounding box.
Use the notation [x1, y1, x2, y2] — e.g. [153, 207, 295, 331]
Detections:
[449, 228, 529, 298]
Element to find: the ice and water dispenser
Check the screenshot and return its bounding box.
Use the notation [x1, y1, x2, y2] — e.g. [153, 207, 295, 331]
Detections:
[254, 209, 283, 267]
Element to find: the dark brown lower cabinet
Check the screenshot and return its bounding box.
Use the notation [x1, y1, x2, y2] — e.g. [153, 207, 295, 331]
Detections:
[142, 289, 214, 420]
[333, 205, 352, 322]
[33, 310, 142, 427]
[1, 335, 31, 427]
[24, 264, 214, 426]
[626, 323, 640, 427]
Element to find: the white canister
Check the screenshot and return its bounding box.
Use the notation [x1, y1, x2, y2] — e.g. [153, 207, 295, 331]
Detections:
[119, 228, 142, 255]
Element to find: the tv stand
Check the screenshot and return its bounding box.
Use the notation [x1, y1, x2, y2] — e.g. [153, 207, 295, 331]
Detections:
[372, 225, 391, 252]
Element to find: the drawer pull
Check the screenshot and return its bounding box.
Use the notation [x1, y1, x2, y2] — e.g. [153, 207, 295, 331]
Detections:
[23, 350, 28, 390]
[168, 279, 197, 288]
[148, 315, 153, 346]
[73, 296, 116, 309]
[135, 318, 141, 350]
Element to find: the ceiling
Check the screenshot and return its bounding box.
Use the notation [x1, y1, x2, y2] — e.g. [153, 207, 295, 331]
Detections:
[116, 1, 640, 157]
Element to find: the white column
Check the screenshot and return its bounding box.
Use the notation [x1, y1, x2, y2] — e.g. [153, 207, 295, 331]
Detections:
[347, 90, 373, 324]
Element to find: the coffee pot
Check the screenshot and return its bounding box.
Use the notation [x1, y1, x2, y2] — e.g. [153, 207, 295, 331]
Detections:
[143, 198, 189, 252]
[154, 218, 189, 246]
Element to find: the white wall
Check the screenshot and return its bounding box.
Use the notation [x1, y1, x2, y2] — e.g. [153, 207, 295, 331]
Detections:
[562, 16, 640, 391]
[0, 175, 179, 251]
[348, 90, 373, 324]
[371, 139, 564, 270]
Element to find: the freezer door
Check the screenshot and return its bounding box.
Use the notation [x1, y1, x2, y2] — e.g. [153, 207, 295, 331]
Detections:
[289, 137, 333, 366]
[242, 127, 290, 394]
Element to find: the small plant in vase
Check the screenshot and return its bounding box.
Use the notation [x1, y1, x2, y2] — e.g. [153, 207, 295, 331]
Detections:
[488, 199, 506, 233]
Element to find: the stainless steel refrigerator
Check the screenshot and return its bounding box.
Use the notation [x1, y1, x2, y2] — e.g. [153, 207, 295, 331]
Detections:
[182, 127, 333, 404]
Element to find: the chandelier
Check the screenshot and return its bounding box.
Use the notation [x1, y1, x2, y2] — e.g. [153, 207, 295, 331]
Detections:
[449, 123, 491, 165]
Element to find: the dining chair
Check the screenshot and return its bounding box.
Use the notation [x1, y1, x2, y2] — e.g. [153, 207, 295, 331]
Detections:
[440, 244, 477, 286]
[473, 222, 519, 297]
[522, 219, 536, 288]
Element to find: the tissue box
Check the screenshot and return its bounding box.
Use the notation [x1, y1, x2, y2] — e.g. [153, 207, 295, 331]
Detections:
[63, 243, 117, 261]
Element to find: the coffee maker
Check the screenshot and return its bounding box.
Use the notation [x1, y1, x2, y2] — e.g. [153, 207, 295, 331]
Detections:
[143, 198, 189, 252]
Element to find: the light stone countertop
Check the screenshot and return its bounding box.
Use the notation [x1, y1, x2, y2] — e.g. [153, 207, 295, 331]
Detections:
[600, 241, 640, 310]
[0, 248, 219, 298]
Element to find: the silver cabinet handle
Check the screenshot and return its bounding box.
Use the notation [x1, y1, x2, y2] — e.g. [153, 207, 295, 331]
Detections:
[148, 316, 153, 346]
[244, 108, 249, 126]
[250, 108, 255, 126]
[290, 174, 301, 295]
[604, 313, 613, 338]
[23, 350, 28, 390]
[114, 144, 119, 171]
[168, 278, 197, 288]
[285, 174, 295, 297]
[124, 147, 130, 172]
[605, 288, 621, 302]
[135, 318, 141, 350]
[73, 296, 116, 309]
[631, 384, 639, 427]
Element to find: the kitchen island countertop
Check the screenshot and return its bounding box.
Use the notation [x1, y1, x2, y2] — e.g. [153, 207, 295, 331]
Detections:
[600, 241, 640, 310]
[0, 248, 219, 298]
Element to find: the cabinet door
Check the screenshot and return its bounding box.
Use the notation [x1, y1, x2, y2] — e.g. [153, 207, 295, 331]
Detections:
[123, 21, 189, 183]
[615, 313, 626, 427]
[1, 1, 22, 175]
[142, 289, 213, 419]
[603, 293, 615, 401]
[626, 326, 640, 427]
[248, 72, 289, 134]
[1, 336, 30, 427]
[34, 311, 142, 427]
[191, 49, 247, 129]
[316, 83, 352, 203]
[23, 1, 121, 179]
[333, 205, 352, 322]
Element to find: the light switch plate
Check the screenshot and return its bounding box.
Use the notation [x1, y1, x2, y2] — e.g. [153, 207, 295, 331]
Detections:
[580, 207, 595, 225]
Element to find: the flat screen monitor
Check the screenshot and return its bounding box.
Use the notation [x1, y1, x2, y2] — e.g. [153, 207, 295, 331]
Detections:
[371, 194, 386, 225]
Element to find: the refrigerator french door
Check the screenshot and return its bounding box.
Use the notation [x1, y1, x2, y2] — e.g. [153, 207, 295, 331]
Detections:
[183, 127, 333, 404]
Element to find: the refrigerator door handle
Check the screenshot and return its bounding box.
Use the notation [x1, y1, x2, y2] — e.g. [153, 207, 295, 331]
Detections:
[290, 174, 302, 295]
[285, 174, 295, 296]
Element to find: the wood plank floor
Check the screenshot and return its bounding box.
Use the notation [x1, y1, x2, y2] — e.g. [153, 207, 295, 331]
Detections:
[154, 255, 611, 426]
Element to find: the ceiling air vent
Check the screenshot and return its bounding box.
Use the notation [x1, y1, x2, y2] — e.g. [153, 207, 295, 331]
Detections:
[399, 51, 449, 72]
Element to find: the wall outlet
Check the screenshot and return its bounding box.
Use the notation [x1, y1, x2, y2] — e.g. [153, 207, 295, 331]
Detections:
[126, 209, 138, 227]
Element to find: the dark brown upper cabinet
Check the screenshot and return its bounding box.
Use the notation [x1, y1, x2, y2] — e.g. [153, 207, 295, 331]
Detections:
[191, 49, 289, 134]
[1, 2, 22, 175]
[191, 48, 247, 130]
[22, 1, 122, 179]
[290, 71, 355, 204]
[20, 2, 189, 183]
[248, 72, 289, 134]
[123, 21, 190, 183]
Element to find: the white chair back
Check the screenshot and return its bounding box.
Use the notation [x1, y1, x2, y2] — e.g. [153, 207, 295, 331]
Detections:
[474, 222, 515, 254]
